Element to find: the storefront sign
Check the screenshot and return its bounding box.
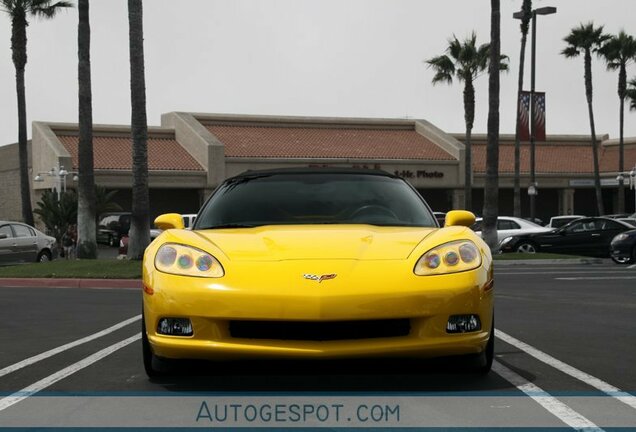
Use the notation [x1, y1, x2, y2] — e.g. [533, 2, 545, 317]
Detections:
[306, 164, 444, 179]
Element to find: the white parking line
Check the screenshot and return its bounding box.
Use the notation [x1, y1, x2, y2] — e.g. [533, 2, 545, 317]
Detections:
[0, 333, 140, 413]
[0, 315, 140, 379]
[496, 329, 636, 411]
[555, 276, 636, 280]
[492, 361, 602, 431]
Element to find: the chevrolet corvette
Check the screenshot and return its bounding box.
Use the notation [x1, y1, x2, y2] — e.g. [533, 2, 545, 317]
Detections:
[142, 168, 494, 376]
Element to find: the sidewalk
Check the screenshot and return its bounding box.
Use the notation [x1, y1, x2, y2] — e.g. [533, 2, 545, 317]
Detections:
[0, 278, 140, 289]
[494, 257, 606, 265]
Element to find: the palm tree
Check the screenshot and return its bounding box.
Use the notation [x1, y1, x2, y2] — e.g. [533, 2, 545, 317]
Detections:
[427, 33, 508, 211]
[562, 23, 611, 216]
[95, 186, 122, 220]
[34, 189, 77, 252]
[482, 0, 502, 250]
[599, 31, 636, 214]
[513, 0, 532, 218]
[127, 0, 150, 260]
[2, 0, 72, 226]
[77, 0, 96, 258]
[628, 77, 636, 111]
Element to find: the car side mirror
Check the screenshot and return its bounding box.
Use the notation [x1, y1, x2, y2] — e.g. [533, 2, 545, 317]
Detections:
[444, 210, 476, 228]
[154, 213, 185, 230]
[0, 233, 7, 240]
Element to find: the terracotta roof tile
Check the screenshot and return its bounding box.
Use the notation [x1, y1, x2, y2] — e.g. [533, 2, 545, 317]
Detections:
[206, 125, 455, 160]
[57, 135, 204, 171]
[472, 142, 636, 174]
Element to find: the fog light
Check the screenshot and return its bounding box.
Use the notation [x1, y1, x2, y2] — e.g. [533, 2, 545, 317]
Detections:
[446, 314, 481, 333]
[157, 318, 193, 336]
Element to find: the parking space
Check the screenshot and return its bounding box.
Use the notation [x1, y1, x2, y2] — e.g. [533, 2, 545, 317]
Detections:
[0, 262, 635, 428]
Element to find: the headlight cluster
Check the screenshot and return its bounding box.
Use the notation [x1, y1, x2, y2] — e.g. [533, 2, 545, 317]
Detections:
[613, 233, 628, 242]
[414, 240, 482, 276]
[154, 243, 224, 278]
[499, 236, 514, 246]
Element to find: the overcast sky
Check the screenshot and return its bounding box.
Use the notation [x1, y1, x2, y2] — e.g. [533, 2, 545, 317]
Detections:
[1, 0, 636, 147]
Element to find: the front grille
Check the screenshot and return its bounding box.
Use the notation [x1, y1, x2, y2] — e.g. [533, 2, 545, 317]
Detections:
[229, 319, 410, 341]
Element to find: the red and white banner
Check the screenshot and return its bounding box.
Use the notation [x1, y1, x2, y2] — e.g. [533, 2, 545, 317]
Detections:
[518, 91, 531, 142]
[533, 92, 546, 142]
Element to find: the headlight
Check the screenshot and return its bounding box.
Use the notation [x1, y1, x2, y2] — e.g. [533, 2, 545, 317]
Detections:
[613, 233, 628, 242]
[154, 243, 224, 278]
[414, 240, 482, 276]
[500, 236, 514, 246]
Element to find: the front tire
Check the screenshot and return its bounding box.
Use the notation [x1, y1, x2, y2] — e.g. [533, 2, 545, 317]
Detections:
[142, 313, 171, 377]
[611, 255, 632, 264]
[516, 242, 537, 253]
[36, 250, 52, 263]
[475, 317, 495, 374]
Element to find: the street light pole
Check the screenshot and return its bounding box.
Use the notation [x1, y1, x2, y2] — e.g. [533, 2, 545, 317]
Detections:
[631, 167, 636, 214]
[528, 6, 556, 222]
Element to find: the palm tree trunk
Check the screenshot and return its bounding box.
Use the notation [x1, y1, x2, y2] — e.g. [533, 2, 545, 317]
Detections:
[584, 50, 604, 216]
[617, 63, 626, 214]
[11, 14, 34, 226]
[483, 0, 500, 250]
[77, 0, 97, 259]
[463, 80, 475, 212]
[127, 0, 151, 260]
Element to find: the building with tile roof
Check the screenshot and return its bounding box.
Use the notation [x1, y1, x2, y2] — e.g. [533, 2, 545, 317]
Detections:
[1, 112, 635, 224]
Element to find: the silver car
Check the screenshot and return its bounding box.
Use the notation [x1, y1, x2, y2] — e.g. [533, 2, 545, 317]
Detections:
[0, 221, 57, 265]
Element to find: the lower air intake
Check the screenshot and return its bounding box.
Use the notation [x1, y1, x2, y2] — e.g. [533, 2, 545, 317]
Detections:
[229, 319, 410, 341]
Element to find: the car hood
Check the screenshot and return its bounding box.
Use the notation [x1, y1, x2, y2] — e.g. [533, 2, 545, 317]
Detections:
[167, 225, 438, 261]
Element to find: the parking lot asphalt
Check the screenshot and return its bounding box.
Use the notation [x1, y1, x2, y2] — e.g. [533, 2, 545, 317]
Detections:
[0, 261, 635, 428]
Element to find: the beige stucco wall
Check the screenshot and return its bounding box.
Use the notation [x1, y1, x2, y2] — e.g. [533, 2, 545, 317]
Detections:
[0, 142, 34, 222]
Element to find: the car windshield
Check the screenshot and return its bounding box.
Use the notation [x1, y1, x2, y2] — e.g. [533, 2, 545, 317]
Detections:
[195, 172, 436, 229]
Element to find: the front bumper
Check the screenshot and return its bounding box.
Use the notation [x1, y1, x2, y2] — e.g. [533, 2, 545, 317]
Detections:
[610, 241, 632, 260]
[142, 260, 493, 360]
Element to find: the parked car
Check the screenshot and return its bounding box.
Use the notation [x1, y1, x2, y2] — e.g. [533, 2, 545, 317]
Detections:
[0, 221, 57, 264]
[142, 168, 495, 376]
[499, 217, 633, 256]
[471, 216, 552, 243]
[97, 212, 131, 247]
[610, 229, 636, 264]
[603, 213, 631, 219]
[618, 218, 636, 228]
[546, 215, 585, 229]
[118, 229, 162, 256]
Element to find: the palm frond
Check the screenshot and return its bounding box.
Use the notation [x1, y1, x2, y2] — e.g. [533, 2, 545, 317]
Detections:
[627, 78, 636, 111]
[561, 46, 580, 58]
[30, 0, 73, 17]
[600, 31, 636, 69]
[426, 55, 455, 85]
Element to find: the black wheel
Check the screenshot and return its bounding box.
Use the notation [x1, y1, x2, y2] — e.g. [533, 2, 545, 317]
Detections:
[515, 242, 537, 253]
[611, 255, 632, 264]
[36, 250, 52, 263]
[474, 316, 495, 374]
[142, 313, 171, 377]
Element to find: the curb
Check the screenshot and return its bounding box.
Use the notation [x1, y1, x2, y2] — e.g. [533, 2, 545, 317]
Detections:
[0, 278, 140, 289]
[493, 258, 605, 266]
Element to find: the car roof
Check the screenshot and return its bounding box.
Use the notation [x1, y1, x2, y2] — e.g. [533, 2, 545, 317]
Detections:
[228, 167, 399, 181]
[0, 221, 31, 226]
[550, 215, 584, 219]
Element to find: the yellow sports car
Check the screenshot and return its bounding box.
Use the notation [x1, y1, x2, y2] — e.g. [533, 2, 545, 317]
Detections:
[142, 168, 494, 376]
